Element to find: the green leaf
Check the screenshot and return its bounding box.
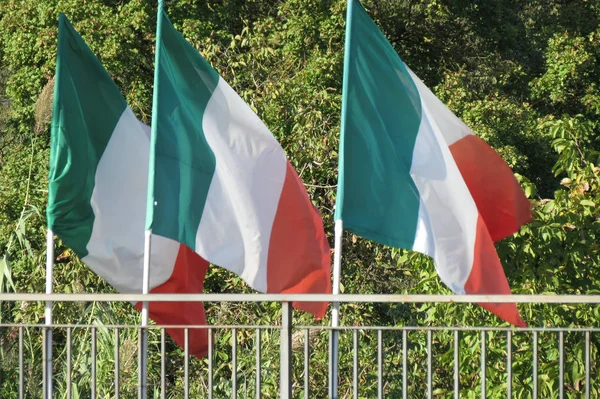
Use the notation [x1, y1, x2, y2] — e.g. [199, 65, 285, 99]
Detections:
[0, 254, 16, 293]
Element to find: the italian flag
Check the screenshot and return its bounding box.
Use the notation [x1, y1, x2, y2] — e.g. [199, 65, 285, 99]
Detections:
[48, 15, 210, 356]
[335, 0, 531, 326]
[146, 12, 331, 316]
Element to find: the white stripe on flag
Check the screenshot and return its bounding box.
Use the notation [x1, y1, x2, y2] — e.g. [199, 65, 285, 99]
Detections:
[409, 99, 478, 294]
[195, 77, 287, 292]
[84, 107, 179, 293]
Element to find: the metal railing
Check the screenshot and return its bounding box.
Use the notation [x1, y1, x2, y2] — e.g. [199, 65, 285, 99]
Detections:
[0, 293, 597, 399]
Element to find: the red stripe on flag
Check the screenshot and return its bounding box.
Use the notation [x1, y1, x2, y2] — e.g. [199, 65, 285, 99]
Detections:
[267, 161, 332, 319]
[135, 244, 210, 358]
[449, 134, 532, 242]
[464, 216, 526, 327]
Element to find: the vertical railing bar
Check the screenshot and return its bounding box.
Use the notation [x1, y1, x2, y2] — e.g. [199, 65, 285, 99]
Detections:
[585, 330, 590, 399]
[378, 329, 383, 399]
[481, 331, 486, 399]
[67, 327, 72, 399]
[402, 330, 407, 399]
[304, 328, 309, 399]
[507, 330, 512, 399]
[42, 328, 47, 396]
[19, 326, 24, 399]
[328, 331, 333, 399]
[353, 329, 358, 399]
[427, 330, 433, 399]
[232, 327, 237, 399]
[92, 327, 97, 399]
[40, 325, 53, 398]
[454, 330, 460, 399]
[280, 302, 292, 399]
[533, 331, 538, 399]
[559, 331, 564, 399]
[208, 328, 213, 399]
[138, 327, 145, 399]
[256, 328, 262, 399]
[115, 328, 120, 399]
[46, 325, 52, 399]
[161, 328, 166, 399]
[185, 328, 190, 399]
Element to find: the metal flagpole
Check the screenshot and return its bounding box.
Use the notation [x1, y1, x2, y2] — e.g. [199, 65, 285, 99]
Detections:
[44, 229, 54, 399]
[330, 0, 354, 394]
[139, 0, 163, 396]
[139, 229, 152, 399]
[330, 0, 355, 394]
[330, 220, 343, 399]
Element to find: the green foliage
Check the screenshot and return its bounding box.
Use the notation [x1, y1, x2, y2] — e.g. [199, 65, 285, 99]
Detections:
[0, 0, 599, 397]
[532, 30, 600, 116]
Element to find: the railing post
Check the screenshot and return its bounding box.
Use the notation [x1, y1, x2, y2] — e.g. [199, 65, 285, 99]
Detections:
[115, 328, 120, 399]
[427, 330, 432, 399]
[378, 329, 384, 399]
[256, 328, 262, 399]
[160, 328, 165, 399]
[185, 328, 190, 399]
[559, 331, 564, 399]
[92, 327, 97, 399]
[208, 328, 214, 399]
[42, 327, 47, 396]
[507, 330, 512, 399]
[19, 326, 24, 399]
[138, 327, 147, 399]
[353, 329, 358, 399]
[481, 331, 486, 398]
[402, 330, 408, 399]
[280, 302, 293, 399]
[328, 333, 333, 398]
[533, 331, 538, 399]
[304, 329, 310, 399]
[454, 330, 460, 399]
[232, 328, 237, 399]
[585, 331, 590, 399]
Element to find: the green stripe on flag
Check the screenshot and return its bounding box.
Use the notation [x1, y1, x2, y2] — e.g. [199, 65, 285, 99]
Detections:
[47, 14, 127, 257]
[335, 0, 423, 248]
[146, 11, 219, 250]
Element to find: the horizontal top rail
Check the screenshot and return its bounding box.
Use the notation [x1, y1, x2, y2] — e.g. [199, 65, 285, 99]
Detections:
[0, 293, 597, 303]
[0, 322, 597, 332]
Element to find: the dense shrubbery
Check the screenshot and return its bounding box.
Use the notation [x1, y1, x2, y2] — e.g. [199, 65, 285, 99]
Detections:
[0, 0, 598, 397]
